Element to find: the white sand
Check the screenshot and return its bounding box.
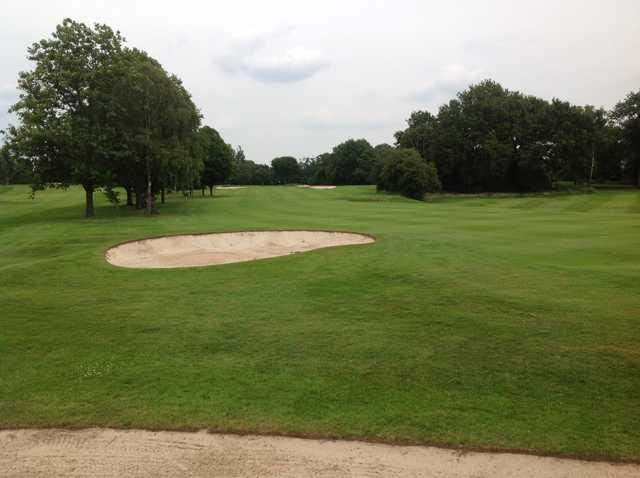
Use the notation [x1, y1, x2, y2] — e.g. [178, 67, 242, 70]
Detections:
[298, 185, 337, 189]
[1, 429, 637, 478]
[105, 230, 374, 268]
[216, 186, 248, 189]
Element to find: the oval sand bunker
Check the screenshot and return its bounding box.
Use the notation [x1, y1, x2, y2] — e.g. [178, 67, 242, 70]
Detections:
[106, 230, 375, 269]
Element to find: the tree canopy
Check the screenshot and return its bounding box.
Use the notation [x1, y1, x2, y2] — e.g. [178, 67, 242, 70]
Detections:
[5, 18, 235, 216]
[271, 156, 300, 184]
[108, 48, 201, 212]
[197, 126, 234, 195]
[8, 19, 125, 216]
[612, 89, 640, 186]
[377, 148, 441, 199]
[395, 80, 629, 193]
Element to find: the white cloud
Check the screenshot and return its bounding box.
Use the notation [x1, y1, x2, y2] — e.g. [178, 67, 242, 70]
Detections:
[217, 28, 329, 83]
[241, 47, 329, 83]
[409, 64, 484, 106]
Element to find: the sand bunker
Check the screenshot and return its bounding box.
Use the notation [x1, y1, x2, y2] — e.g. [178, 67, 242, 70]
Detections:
[216, 186, 247, 189]
[2, 429, 638, 478]
[106, 230, 374, 269]
[298, 185, 337, 189]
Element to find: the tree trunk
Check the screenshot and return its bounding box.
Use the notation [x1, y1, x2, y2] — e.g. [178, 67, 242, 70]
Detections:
[161, 187, 165, 204]
[83, 184, 95, 218]
[209, 185, 213, 196]
[589, 146, 595, 185]
[146, 157, 152, 215]
[201, 188, 205, 196]
[126, 187, 133, 206]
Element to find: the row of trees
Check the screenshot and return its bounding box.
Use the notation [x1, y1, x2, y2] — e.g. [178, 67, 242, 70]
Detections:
[2, 19, 234, 216]
[3, 20, 637, 206]
[0, 143, 33, 185]
[300, 139, 377, 185]
[226, 147, 272, 185]
[264, 81, 639, 199]
[298, 140, 442, 199]
[395, 80, 640, 192]
[208, 137, 440, 200]
[222, 139, 389, 187]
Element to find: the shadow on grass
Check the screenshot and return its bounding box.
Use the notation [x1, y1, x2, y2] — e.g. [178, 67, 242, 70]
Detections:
[0, 195, 233, 228]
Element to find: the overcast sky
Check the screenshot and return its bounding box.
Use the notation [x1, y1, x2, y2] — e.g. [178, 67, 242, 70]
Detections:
[1, 0, 639, 163]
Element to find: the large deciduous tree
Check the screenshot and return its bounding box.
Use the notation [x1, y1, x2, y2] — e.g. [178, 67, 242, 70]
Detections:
[8, 18, 124, 217]
[328, 139, 375, 185]
[7, 19, 203, 216]
[109, 48, 201, 213]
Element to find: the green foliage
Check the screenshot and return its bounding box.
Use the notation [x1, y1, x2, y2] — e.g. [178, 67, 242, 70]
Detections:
[103, 186, 120, 204]
[8, 18, 125, 216]
[394, 111, 437, 160]
[328, 138, 375, 184]
[109, 48, 201, 211]
[298, 153, 333, 185]
[0, 141, 34, 185]
[271, 156, 300, 184]
[6, 19, 214, 216]
[0, 144, 10, 185]
[612, 89, 640, 186]
[395, 80, 628, 192]
[235, 145, 246, 162]
[370, 143, 394, 185]
[377, 148, 441, 199]
[228, 147, 273, 185]
[197, 126, 234, 193]
[301, 139, 376, 186]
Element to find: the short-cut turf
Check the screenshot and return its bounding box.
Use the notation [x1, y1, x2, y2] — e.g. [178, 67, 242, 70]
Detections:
[1, 185, 639, 460]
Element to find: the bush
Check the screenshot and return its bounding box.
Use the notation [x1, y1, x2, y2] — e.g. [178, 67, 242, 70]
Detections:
[378, 148, 441, 200]
[271, 156, 300, 184]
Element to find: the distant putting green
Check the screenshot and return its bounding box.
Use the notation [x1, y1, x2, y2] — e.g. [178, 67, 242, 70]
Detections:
[1, 185, 639, 460]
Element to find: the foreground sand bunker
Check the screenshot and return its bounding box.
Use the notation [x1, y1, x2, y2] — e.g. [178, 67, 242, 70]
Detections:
[106, 230, 375, 268]
[2, 429, 637, 478]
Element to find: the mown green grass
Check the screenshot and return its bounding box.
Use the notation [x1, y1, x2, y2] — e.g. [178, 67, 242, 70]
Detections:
[1, 185, 639, 460]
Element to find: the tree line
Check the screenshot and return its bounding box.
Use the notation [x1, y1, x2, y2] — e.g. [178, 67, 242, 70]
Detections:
[394, 80, 639, 194]
[232, 80, 639, 200]
[1, 19, 234, 216]
[2, 20, 638, 207]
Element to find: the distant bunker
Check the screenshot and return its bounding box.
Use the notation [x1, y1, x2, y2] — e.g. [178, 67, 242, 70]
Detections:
[105, 230, 375, 269]
[299, 185, 337, 189]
